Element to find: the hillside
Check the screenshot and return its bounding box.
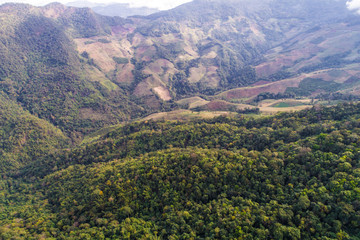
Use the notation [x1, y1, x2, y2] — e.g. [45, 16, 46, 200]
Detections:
[0, 0, 358, 138]
[0, 103, 359, 239]
[1, 2, 360, 238]
[0, 3, 145, 138]
[0, 93, 68, 173]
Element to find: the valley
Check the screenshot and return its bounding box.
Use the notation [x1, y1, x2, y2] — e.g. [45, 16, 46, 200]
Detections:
[0, 0, 360, 239]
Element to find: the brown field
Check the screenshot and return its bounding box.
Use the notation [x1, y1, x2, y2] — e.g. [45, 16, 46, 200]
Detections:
[203, 100, 255, 111]
[116, 63, 135, 84]
[219, 78, 301, 100]
[258, 99, 313, 114]
[176, 97, 209, 109]
[142, 110, 235, 121]
[260, 105, 311, 114]
[153, 86, 172, 101]
[75, 37, 132, 73]
[255, 45, 320, 78]
[188, 65, 207, 83]
[79, 108, 108, 121]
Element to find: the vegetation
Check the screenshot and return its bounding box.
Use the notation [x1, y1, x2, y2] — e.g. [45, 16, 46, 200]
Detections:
[113, 57, 129, 64]
[0, 93, 68, 173]
[271, 101, 305, 108]
[1, 1, 360, 239]
[286, 78, 341, 96]
[0, 103, 359, 239]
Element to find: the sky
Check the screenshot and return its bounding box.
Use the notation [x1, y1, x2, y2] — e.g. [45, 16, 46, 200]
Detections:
[0, 0, 193, 10]
[347, 0, 360, 13]
[0, 0, 360, 12]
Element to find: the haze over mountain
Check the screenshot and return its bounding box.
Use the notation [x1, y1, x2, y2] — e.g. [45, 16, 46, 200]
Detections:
[0, 0, 359, 135]
[0, 0, 360, 238]
[66, 1, 160, 17]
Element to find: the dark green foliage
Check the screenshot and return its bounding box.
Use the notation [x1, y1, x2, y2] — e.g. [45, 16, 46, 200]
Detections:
[0, 8, 142, 136]
[266, 70, 294, 82]
[98, 38, 111, 43]
[286, 78, 341, 96]
[316, 92, 360, 101]
[136, 22, 180, 37]
[299, 52, 360, 74]
[61, 7, 113, 38]
[217, 48, 258, 89]
[2, 103, 360, 239]
[113, 57, 129, 64]
[0, 93, 68, 173]
[253, 92, 296, 103]
[1, 1, 360, 238]
[169, 71, 195, 96]
[154, 42, 184, 62]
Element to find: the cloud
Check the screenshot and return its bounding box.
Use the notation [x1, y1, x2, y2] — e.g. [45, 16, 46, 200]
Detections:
[347, 0, 360, 14]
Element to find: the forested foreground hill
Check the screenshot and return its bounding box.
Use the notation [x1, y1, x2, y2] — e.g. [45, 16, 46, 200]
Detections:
[0, 103, 359, 239]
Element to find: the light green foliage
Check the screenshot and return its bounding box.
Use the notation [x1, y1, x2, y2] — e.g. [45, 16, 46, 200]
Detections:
[1, 103, 360, 239]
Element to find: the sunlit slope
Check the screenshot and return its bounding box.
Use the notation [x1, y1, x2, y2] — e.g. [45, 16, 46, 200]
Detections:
[0, 3, 142, 137]
[0, 0, 358, 138]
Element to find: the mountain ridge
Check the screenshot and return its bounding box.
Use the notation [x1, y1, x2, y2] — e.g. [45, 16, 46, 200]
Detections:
[1, 1, 360, 239]
[0, 0, 359, 155]
[66, 1, 160, 18]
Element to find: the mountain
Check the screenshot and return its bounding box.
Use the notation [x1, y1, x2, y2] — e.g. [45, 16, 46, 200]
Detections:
[1, 1, 360, 239]
[66, 1, 160, 17]
[0, 0, 358, 169]
[65, 0, 102, 8]
[0, 0, 358, 137]
[0, 3, 145, 137]
[92, 4, 159, 18]
[0, 93, 68, 173]
[68, 0, 358, 105]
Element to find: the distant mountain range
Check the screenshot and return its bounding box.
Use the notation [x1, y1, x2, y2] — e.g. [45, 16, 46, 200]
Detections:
[1, 1, 360, 239]
[66, 1, 160, 17]
[0, 0, 359, 138]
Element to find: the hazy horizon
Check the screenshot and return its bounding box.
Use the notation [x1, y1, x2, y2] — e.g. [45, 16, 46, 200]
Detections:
[0, 0, 193, 10]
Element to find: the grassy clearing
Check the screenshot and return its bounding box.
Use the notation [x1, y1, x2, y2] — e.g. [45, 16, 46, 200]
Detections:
[142, 109, 235, 121]
[81, 124, 123, 145]
[176, 97, 210, 109]
[271, 101, 305, 108]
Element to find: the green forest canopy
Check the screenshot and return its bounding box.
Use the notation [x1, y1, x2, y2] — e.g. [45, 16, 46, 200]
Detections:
[0, 103, 359, 239]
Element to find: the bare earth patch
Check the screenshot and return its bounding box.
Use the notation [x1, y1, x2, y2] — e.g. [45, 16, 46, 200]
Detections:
[189, 65, 207, 83]
[177, 97, 209, 109]
[75, 38, 131, 73]
[260, 105, 311, 114]
[116, 63, 135, 84]
[153, 86, 172, 101]
[79, 108, 107, 121]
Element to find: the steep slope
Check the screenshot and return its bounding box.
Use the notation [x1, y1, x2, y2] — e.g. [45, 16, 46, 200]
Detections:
[0, 3, 143, 138]
[75, 0, 355, 103]
[0, 93, 68, 173]
[0, 0, 358, 136]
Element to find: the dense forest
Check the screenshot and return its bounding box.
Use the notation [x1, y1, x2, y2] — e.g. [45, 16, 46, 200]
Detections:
[1, 0, 360, 239]
[0, 103, 359, 239]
